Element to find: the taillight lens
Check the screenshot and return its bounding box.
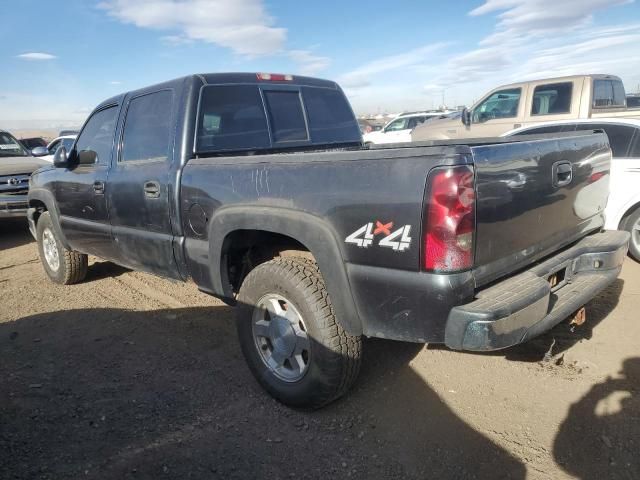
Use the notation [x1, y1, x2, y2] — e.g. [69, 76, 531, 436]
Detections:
[423, 165, 475, 272]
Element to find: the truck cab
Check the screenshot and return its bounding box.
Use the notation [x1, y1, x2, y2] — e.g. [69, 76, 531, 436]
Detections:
[413, 74, 640, 141]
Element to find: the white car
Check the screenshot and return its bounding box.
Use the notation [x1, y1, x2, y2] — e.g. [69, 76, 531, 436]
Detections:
[32, 135, 77, 162]
[363, 111, 450, 145]
[504, 118, 640, 261]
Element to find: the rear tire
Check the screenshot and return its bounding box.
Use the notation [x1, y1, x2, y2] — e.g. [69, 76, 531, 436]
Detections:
[622, 207, 640, 262]
[236, 257, 362, 409]
[36, 212, 88, 285]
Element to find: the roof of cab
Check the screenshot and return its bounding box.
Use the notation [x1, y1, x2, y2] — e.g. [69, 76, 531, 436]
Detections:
[94, 73, 339, 111]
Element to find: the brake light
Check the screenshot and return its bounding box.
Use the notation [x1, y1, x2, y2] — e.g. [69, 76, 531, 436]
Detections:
[423, 165, 475, 272]
[256, 73, 293, 81]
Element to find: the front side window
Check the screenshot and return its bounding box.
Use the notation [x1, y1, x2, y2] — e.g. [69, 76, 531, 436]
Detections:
[473, 88, 521, 123]
[575, 123, 636, 157]
[121, 90, 173, 162]
[532, 82, 573, 115]
[62, 138, 75, 151]
[264, 90, 308, 142]
[593, 80, 626, 108]
[385, 118, 410, 132]
[0, 131, 29, 157]
[75, 106, 119, 165]
[47, 140, 61, 155]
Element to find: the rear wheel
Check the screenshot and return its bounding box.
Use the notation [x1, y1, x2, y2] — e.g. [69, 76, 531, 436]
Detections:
[622, 207, 640, 262]
[36, 212, 88, 284]
[236, 257, 362, 409]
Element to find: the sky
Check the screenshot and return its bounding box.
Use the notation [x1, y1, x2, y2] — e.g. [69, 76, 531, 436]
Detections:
[1, 0, 640, 129]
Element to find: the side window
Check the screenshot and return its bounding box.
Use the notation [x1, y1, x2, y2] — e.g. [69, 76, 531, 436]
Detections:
[121, 90, 173, 162]
[47, 140, 60, 154]
[575, 124, 635, 157]
[263, 90, 308, 142]
[75, 106, 119, 165]
[385, 118, 409, 132]
[531, 82, 572, 115]
[62, 138, 75, 151]
[593, 80, 626, 108]
[473, 88, 521, 123]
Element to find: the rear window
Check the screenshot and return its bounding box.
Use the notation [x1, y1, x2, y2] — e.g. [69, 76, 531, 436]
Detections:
[593, 80, 626, 108]
[196, 84, 359, 152]
[531, 82, 572, 115]
[264, 90, 308, 142]
[197, 85, 271, 152]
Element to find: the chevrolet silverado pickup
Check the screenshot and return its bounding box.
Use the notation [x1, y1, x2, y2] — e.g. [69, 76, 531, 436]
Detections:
[28, 73, 629, 408]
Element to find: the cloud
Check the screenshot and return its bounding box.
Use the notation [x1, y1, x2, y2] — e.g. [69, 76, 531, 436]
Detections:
[470, 0, 632, 45]
[340, 43, 448, 89]
[109, 81, 123, 85]
[16, 52, 57, 60]
[287, 50, 330, 76]
[98, 0, 286, 56]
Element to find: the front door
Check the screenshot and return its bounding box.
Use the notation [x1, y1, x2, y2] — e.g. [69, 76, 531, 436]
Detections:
[106, 89, 180, 278]
[56, 105, 119, 260]
[468, 87, 525, 138]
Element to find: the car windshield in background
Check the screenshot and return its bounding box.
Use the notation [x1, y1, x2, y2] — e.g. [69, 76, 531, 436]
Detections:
[196, 84, 359, 153]
[0, 132, 29, 157]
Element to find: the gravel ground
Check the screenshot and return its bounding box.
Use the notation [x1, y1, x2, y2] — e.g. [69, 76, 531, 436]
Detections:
[1, 218, 639, 479]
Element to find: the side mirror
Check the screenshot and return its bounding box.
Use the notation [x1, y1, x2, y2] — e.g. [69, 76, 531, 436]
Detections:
[31, 146, 49, 157]
[461, 108, 471, 127]
[53, 146, 69, 167]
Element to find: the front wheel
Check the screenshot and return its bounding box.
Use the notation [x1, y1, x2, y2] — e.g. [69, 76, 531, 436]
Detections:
[36, 212, 88, 285]
[236, 257, 362, 409]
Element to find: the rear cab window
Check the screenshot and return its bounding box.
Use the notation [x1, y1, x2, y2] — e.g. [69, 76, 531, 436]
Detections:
[195, 82, 360, 154]
[593, 79, 626, 108]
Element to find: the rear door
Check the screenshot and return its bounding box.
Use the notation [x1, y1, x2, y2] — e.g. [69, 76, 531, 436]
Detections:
[106, 89, 181, 278]
[471, 132, 611, 285]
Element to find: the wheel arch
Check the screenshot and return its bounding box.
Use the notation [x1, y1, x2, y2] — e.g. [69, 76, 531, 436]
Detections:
[208, 206, 363, 335]
[28, 188, 71, 249]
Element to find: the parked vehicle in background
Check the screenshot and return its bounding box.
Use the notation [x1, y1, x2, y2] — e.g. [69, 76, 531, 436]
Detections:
[0, 130, 48, 218]
[58, 129, 79, 137]
[31, 135, 77, 163]
[363, 110, 450, 144]
[504, 118, 640, 261]
[413, 74, 640, 141]
[28, 73, 628, 408]
[19, 137, 48, 151]
[627, 94, 640, 108]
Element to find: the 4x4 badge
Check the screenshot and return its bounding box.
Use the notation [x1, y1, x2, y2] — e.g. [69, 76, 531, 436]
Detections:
[345, 221, 412, 251]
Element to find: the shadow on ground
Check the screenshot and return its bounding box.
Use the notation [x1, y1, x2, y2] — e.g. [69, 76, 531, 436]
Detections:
[554, 357, 640, 479]
[0, 306, 526, 480]
[0, 218, 33, 250]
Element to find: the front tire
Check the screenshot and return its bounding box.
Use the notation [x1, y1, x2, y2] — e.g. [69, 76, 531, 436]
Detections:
[236, 257, 362, 409]
[36, 212, 88, 285]
[622, 207, 640, 262]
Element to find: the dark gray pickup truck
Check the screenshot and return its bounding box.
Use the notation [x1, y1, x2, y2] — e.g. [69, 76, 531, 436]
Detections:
[28, 73, 629, 408]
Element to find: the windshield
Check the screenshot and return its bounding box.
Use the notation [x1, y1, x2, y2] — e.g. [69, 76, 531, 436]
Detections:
[0, 132, 29, 157]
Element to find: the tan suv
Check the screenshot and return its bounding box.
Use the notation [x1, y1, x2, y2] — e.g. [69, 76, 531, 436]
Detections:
[412, 74, 640, 141]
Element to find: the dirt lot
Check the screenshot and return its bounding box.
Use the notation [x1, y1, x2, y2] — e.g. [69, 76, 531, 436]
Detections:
[1, 219, 638, 480]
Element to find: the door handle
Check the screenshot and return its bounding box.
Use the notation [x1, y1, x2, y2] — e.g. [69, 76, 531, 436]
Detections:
[552, 161, 573, 187]
[143, 181, 161, 198]
[93, 181, 105, 195]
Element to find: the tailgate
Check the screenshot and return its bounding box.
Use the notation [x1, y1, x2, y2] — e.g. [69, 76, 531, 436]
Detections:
[471, 132, 611, 286]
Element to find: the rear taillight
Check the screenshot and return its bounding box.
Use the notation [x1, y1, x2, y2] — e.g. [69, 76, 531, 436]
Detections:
[423, 165, 475, 272]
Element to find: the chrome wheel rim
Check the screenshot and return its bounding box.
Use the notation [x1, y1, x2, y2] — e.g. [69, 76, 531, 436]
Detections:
[252, 294, 310, 382]
[42, 228, 60, 272]
[633, 218, 640, 253]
